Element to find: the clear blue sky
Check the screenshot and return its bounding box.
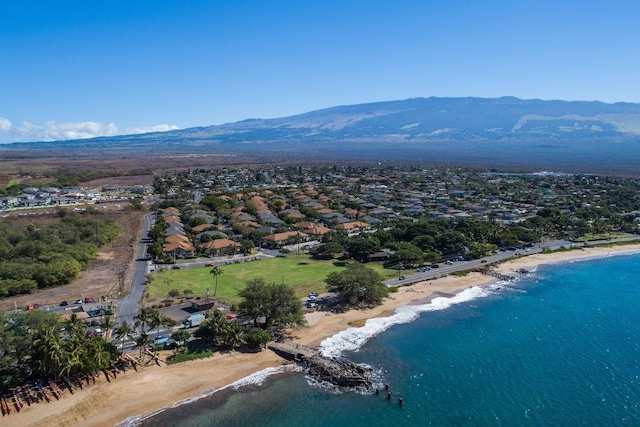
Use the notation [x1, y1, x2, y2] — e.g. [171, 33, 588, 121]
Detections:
[1, 0, 639, 142]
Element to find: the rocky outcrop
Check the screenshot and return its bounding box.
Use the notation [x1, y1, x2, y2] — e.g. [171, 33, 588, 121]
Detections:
[268, 342, 372, 389]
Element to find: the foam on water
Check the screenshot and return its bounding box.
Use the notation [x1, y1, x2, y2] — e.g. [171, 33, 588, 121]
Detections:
[320, 285, 493, 358]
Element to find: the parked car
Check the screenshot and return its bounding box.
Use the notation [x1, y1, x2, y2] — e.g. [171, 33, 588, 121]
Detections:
[60, 300, 69, 306]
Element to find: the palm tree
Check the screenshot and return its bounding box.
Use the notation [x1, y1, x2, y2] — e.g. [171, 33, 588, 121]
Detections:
[148, 310, 172, 356]
[101, 315, 115, 341]
[210, 266, 223, 296]
[196, 310, 229, 346]
[134, 308, 153, 358]
[224, 323, 247, 349]
[134, 307, 153, 335]
[114, 320, 133, 351]
[171, 329, 191, 348]
[65, 313, 86, 336]
[149, 310, 171, 337]
[33, 326, 67, 379]
[134, 331, 150, 359]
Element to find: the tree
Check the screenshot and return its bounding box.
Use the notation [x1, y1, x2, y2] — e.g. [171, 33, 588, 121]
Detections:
[210, 266, 223, 296]
[345, 237, 380, 262]
[100, 315, 115, 341]
[114, 320, 134, 351]
[325, 263, 388, 306]
[171, 329, 191, 348]
[314, 242, 344, 260]
[149, 310, 172, 338]
[434, 231, 467, 256]
[195, 310, 229, 346]
[245, 328, 271, 350]
[387, 243, 424, 267]
[468, 242, 497, 259]
[238, 278, 306, 329]
[223, 323, 247, 349]
[241, 239, 255, 255]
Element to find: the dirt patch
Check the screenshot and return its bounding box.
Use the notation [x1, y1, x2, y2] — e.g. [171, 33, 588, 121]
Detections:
[0, 207, 145, 311]
[82, 174, 154, 188]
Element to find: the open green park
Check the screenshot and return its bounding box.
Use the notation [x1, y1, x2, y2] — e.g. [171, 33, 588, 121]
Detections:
[147, 254, 398, 306]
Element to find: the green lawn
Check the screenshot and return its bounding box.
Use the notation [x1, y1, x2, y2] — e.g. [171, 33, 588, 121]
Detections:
[148, 254, 397, 306]
[571, 232, 633, 242]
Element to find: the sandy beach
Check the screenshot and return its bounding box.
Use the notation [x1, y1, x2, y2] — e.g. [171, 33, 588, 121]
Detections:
[8, 243, 640, 427]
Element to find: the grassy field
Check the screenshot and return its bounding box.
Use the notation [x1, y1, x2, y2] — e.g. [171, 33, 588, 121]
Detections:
[571, 232, 635, 242]
[147, 254, 397, 306]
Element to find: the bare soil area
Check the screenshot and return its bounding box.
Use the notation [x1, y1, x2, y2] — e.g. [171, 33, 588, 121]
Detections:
[0, 207, 145, 311]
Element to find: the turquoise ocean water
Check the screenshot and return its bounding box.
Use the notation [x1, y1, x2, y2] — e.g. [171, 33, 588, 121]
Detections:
[126, 254, 640, 426]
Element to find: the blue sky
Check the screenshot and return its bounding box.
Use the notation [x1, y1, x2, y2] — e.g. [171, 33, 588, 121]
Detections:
[1, 0, 639, 143]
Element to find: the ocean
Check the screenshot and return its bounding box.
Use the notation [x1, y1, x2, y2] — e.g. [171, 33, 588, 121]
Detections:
[126, 254, 640, 426]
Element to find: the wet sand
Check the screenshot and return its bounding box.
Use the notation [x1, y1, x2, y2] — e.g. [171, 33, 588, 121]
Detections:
[9, 244, 640, 427]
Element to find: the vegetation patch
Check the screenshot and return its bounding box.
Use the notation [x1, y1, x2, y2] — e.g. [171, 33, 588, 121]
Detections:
[0, 214, 121, 298]
[166, 349, 214, 365]
[148, 254, 395, 305]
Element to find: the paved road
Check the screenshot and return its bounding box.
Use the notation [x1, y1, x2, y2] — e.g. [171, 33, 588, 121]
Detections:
[385, 236, 640, 287]
[114, 212, 155, 326]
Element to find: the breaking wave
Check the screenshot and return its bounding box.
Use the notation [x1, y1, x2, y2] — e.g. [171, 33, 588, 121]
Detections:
[320, 285, 494, 358]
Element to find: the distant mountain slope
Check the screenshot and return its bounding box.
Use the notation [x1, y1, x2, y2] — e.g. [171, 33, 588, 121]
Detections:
[4, 97, 640, 174]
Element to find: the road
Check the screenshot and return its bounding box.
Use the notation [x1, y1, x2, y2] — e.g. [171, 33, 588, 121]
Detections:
[114, 212, 155, 326]
[385, 236, 640, 287]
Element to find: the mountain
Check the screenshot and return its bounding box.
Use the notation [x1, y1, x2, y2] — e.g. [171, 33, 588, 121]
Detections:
[4, 97, 640, 173]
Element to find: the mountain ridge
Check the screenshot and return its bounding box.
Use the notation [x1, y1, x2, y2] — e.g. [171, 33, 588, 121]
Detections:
[3, 96, 640, 174]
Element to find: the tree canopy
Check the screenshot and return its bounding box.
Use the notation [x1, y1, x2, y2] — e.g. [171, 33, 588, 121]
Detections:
[325, 263, 388, 306]
[0, 215, 120, 297]
[238, 278, 306, 329]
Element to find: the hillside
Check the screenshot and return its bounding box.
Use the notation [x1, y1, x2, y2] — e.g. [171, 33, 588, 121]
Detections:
[3, 97, 640, 174]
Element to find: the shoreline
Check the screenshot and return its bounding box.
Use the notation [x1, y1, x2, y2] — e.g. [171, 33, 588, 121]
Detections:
[9, 244, 640, 427]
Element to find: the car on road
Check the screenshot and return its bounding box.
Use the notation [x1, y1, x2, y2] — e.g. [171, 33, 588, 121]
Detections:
[60, 300, 69, 306]
[399, 275, 406, 280]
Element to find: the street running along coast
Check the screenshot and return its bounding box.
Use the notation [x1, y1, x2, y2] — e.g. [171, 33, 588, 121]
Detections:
[6, 243, 640, 427]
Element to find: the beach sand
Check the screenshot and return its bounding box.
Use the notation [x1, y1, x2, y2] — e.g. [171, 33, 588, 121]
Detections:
[8, 244, 640, 427]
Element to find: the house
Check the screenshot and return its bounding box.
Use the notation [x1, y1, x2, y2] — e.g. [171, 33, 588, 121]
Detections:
[164, 234, 190, 244]
[191, 223, 216, 233]
[201, 239, 241, 255]
[335, 221, 370, 234]
[162, 240, 195, 258]
[261, 231, 309, 249]
[295, 221, 332, 237]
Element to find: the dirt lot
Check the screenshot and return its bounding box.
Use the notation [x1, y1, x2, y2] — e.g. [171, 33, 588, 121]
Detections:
[0, 207, 145, 311]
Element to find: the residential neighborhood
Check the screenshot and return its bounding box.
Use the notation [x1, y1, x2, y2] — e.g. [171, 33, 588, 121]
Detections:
[144, 165, 640, 266]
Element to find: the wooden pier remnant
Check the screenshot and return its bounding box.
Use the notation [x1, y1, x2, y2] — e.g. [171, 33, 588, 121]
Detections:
[268, 342, 372, 389]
